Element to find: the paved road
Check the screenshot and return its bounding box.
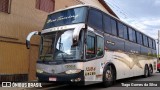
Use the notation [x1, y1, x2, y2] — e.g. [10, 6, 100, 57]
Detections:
[1, 72, 160, 90]
[32, 72, 160, 90]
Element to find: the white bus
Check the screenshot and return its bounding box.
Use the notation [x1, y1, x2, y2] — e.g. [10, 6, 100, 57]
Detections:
[26, 5, 157, 87]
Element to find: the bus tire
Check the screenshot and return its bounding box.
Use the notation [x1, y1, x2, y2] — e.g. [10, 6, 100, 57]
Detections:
[148, 64, 153, 77]
[102, 65, 114, 87]
[143, 64, 149, 78]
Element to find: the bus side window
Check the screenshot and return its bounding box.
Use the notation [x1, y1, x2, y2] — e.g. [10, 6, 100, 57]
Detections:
[86, 32, 96, 59]
[152, 40, 156, 50]
[103, 15, 112, 34]
[111, 19, 117, 36]
[123, 25, 128, 40]
[118, 22, 124, 38]
[129, 28, 136, 42]
[148, 38, 153, 48]
[97, 36, 104, 57]
[88, 9, 103, 31]
[143, 35, 149, 47]
[136, 32, 143, 45]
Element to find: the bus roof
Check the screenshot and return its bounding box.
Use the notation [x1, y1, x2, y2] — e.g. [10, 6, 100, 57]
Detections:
[48, 4, 156, 40]
[49, 4, 117, 19]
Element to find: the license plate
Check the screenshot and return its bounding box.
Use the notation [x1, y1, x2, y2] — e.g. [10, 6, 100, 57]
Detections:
[49, 77, 57, 81]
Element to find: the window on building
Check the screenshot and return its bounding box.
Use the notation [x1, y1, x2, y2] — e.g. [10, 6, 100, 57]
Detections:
[0, 0, 11, 13]
[136, 32, 143, 45]
[111, 19, 117, 36]
[36, 0, 55, 13]
[88, 9, 103, 31]
[97, 36, 104, 57]
[103, 15, 112, 34]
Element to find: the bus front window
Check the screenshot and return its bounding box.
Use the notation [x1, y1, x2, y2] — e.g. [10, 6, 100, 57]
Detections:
[39, 30, 83, 61]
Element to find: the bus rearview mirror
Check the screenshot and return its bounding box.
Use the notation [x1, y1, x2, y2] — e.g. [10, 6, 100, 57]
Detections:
[26, 31, 41, 49]
[72, 24, 85, 46]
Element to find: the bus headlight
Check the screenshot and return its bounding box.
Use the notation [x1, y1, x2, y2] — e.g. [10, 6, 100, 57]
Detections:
[36, 69, 44, 73]
[65, 69, 81, 74]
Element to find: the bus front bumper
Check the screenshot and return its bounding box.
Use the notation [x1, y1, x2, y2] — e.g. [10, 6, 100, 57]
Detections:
[36, 70, 84, 85]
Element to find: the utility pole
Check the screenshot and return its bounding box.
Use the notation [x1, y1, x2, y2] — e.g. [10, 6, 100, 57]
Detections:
[158, 30, 160, 60]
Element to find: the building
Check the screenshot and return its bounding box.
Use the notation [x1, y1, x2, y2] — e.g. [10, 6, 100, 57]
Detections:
[0, 0, 118, 81]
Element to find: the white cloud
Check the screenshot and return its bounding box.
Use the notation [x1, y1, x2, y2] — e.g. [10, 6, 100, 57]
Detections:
[142, 18, 160, 26]
[154, 0, 160, 5]
[105, 0, 160, 39]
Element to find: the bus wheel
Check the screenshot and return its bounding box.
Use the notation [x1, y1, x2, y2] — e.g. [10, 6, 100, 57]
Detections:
[143, 65, 149, 78]
[102, 65, 114, 87]
[148, 65, 153, 77]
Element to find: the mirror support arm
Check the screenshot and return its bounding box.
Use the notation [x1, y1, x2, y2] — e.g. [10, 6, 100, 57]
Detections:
[72, 24, 85, 46]
[26, 31, 41, 49]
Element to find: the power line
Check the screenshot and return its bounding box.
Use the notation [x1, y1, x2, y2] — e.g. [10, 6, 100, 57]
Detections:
[105, 0, 147, 30]
[108, 0, 139, 19]
[105, 0, 159, 39]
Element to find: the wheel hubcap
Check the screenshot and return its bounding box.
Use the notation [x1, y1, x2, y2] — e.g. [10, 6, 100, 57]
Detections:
[106, 70, 112, 80]
[146, 68, 148, 76]
[149, 67, 152, 73]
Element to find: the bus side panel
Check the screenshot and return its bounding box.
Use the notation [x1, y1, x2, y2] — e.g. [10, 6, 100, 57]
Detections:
[104, 34, 157, 80]
[107, 51, 156, 80]
[83, 33, 157, 85]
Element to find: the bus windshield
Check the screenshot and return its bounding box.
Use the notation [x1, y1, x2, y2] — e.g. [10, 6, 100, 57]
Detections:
[39, 30, 83, 61]
[43, 7, 87, 29]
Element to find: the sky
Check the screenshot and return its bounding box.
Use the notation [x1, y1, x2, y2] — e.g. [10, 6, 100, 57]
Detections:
[105, 0, 160, 39]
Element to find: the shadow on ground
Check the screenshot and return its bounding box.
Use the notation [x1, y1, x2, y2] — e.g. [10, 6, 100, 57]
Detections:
[47, 75, 149, 90]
